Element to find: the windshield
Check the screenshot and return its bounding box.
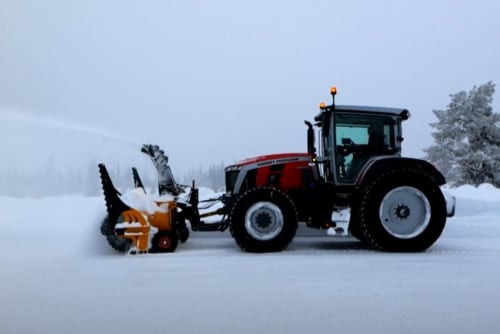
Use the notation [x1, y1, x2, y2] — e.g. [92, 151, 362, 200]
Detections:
[331, 113, 396, 182]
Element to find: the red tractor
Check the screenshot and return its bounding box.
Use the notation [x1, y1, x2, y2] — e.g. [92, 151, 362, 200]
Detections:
[99, 87, 455, 253]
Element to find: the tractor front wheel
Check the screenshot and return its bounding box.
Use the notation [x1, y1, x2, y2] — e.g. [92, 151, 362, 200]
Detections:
[229, 187, 298, 252]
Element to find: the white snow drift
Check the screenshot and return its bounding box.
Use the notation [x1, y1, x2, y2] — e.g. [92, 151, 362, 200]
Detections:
[1, 185, 499, 334]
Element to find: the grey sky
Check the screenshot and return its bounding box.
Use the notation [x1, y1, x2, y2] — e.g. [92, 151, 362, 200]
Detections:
[1, 0, 499, 173]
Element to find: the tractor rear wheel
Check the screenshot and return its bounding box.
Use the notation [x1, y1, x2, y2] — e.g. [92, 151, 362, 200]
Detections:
[348, 216, 367, 243]
[229, 187, 298, 252]
[357, 168, 446, 252]
[150, 231, 178, 253]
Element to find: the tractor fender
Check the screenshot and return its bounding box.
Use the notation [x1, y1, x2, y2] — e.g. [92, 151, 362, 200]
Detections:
[355, 156, 447, 187]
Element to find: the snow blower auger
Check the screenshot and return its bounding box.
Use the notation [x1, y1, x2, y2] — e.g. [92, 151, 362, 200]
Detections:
[98, 144, 215, 254]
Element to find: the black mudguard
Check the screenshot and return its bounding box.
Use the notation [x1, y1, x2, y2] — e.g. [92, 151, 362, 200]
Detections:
[357, 157, 447, 187]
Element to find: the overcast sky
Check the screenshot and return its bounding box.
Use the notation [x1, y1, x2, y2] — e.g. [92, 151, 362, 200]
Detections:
[1, 0, 500, 174]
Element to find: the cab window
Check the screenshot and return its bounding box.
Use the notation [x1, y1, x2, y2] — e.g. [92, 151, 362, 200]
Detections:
[334, 114, 395, 181]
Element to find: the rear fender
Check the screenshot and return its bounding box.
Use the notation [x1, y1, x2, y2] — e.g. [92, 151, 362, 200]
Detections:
[356, 157, 447, 187]
[355, 156, 456, 218]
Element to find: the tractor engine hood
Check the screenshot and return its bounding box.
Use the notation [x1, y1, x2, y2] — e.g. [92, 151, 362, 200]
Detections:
[228, 152, 313, 169]
[224, 152, 314, 195]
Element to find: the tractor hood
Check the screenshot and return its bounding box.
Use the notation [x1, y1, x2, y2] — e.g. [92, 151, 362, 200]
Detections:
[227, 152, 313, 169]
[224, 152, 314, 194]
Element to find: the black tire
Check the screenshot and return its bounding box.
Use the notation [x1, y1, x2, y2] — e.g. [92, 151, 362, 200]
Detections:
[179, 226, 190, 243]
[100, 217, 132, 253]
[346, 194, 368, 243]
[229, 187, 298, 252]
[150, 231, 178, 253]
[357, 168, 447, 252]
[348, 215, 367, 243]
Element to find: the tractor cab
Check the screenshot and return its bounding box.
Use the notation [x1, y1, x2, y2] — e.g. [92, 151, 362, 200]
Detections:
[310, 87, 410, 185]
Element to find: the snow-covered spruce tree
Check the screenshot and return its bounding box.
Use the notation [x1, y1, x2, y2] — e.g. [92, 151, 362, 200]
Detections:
[424, 81, 500, 187]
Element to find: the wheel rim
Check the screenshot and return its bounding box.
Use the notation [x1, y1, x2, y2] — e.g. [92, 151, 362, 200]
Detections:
[244, 202, 284, 241]
[379, 186, 431, 239]
[157, 236, 172, 249]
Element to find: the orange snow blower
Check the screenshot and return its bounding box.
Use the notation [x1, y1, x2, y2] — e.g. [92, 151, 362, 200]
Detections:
[98, 145, 206, 254]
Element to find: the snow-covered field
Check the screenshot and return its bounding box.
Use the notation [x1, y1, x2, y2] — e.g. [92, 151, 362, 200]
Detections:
[1, 185, 500, 334]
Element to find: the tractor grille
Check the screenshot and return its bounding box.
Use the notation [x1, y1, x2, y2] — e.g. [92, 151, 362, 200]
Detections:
[225, 170, 240, 193]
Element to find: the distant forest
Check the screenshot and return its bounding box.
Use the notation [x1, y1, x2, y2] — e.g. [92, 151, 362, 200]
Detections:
[0, 159, 226, 197]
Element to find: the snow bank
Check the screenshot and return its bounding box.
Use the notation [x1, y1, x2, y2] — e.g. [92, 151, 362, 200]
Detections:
[1, 184, 500, 334]
[444, 183, 500, 201]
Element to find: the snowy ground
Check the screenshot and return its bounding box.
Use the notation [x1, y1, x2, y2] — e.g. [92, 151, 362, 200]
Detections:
[1, 185, 500, 334]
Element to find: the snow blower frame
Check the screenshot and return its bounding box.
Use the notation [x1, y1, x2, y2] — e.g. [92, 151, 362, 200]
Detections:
[99, 145, 226, 254]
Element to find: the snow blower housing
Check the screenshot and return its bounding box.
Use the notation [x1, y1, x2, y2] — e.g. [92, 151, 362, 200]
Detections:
[99, 87, 456, 254]
[99, 145, 201, 254]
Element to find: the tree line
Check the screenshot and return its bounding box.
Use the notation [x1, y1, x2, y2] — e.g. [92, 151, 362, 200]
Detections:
[0, 159, 226, 197]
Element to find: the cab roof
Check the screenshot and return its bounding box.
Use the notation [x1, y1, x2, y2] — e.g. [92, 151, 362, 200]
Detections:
[335, 105, 410, 117]
[314, 105, 410, 122]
